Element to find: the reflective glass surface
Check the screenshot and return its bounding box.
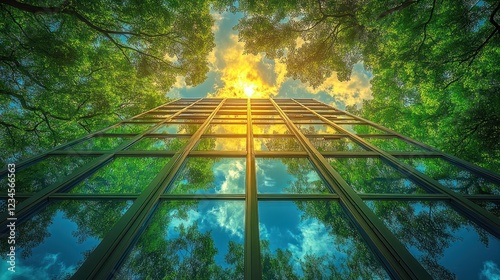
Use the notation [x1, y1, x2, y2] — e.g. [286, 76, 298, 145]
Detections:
[258, 201, 390, 279]
[309, 137, 366, 152]
[256, 158, 330, 194]
[193, 137, 246, 151]
[328, 157, 425, 194]
[253, 124, 291, 134]
[153, 124, 200, 134]
[70, 157, 170, 194]
[0, 156, 96, 193]
[64, 137, 128, 151]
[104, 123, 155, 134]
[128, 137, 189, 150]
[473, 201, 500, 218]
[364, 137, 425, 152]
[205, 124, 246, 134]
[337, 124, 388, 134]
[295, 124, 338, 134]
[169, 158, 246, 194]
[115, 200, 245, 279]
[402, 157, 500, 195]
[254, 137, 304, 151]
[366, 200, 500, 279]
[0, 200, 132, 279]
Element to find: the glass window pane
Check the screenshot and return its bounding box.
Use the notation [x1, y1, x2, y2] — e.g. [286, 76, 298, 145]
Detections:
[309, 137, 366, 152]
[153, 124, 200, 134]
[64, 137, 128, 151]
[259, 201, 390, 279]
[0, 156, 96, 193]
[402, 157, 500, 195]
[328, 157, 426, 194]
[472, 200, 500, 218]
[364, 137, 426, 152]
[256, 158, 330, 194]
[115, 200, 245, 279]
[205, 124, 246, 134]
[337, 124, 388, 134]
[104, 123, 155, 134]
[0, 200, 132, 279]
[366, 200, 500, 279]
[254, 137, 303, 151]
[128, 137, 189, 150]
[296, 124, 338, 134]
[70, 157, 170, 194]
[193, 138, 246, 151]
[253, 124, 291, 134]
[169, 158, 246, 194]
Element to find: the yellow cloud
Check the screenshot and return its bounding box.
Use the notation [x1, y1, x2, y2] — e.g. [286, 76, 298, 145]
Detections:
[209, 34, 282, 98]
[305, 66, 373, 107]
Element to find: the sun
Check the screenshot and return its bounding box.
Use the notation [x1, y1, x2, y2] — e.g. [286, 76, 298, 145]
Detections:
[243, 83, 256, 97]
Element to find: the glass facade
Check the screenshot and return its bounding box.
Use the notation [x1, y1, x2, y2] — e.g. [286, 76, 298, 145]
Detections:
[1, 98, 499, 279]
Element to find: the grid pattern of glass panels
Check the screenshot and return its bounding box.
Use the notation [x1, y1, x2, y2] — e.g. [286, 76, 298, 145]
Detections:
[1, 98, 499, 279]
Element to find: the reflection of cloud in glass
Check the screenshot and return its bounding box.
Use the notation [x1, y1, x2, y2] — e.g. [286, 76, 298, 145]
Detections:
[288, 219, 338, 264]
[213, 158, 246, 194]
[480, 261, 500, 280]
[208, 201, 245, 239]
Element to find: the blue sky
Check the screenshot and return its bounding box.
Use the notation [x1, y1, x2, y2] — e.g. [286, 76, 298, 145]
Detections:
[167, 11, 373, 110]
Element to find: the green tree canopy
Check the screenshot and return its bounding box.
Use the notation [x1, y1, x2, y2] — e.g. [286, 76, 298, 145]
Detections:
[0, 0, 215, 164]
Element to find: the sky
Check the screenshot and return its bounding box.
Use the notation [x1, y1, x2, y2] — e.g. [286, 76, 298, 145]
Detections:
[167, 11, 374, 110]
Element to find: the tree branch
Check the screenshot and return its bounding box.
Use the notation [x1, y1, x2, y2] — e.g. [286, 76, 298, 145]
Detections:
[378, 0, 418, 19]
[417, 0, 436, 54]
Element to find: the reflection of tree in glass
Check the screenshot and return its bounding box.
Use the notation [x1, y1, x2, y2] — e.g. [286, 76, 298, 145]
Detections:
[0, 156, 96, 193]
[257, 137, 303, 151]
[258, 201, 389, 279]
[70, 157, 170, 194]
[129, 137, 189, 150]
[402, 158, 500, 195]
[283, 158, 329, 194]
[65, 137, 128, 151]
[309, 137, 365, 152]
[364, 137, 424, 152]
[328, 157, 425, 194]
[473, 201, 500, 219]
[366, 200, 498, 279]
[0, 200, 131, 278]
[104, 124, 155, 134]
[116, 201, 243, 279]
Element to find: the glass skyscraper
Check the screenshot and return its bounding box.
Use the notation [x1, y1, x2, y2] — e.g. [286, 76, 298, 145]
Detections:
[1, 98, 499, 279]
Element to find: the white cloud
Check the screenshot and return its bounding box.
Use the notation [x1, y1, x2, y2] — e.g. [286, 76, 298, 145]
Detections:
[0, 253, 78, 280]
[207, 201, 245, 239]
[480, 261, 500, 280]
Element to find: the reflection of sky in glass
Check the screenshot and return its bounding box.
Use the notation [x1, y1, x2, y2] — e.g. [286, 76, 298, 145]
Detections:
[258, 201, 389, 279]
[154, 124, 200, 134]
[0, 156, 96, 193]
[0, 200, 132, 279]
[169, 158, 246, 194]
[254, 137, 303, 151]
[295, 124, 338, 134]
[104, 123, 155, 134]
[256, 158, 330, 194]
[366, 200, 500, 279]
[364, 137, 425, 152]
[403, 158, 500, 195]
[194, 137, 246, 151]
[70, 157, 170, 194]
[128, 137, 189, 150]
[328, 157, 425, 194]
[64, 137, 128, 151]
[115, 200, 244, 279]
[309, 137, 366, 152]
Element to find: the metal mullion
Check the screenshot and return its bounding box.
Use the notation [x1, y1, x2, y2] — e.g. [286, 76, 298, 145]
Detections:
[245, 98, 262, 280]
[254, 151, 308, 157]
[158, 194, 245, 200]
[48, 194, 139, 200]
[258, 194, 339, 200]
[295, 99, 500, 237]
[272, 99, 431, 279]
[72, 98, 227, 279]
[189, 151, 247, 157]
